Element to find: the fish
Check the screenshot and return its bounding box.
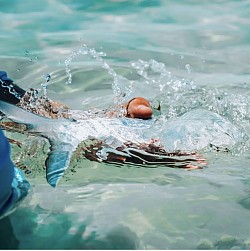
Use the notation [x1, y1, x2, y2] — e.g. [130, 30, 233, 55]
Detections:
[0, 100, 242, 187]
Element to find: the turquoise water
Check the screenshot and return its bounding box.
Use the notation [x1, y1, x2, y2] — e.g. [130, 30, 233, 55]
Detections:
[1, 0, 250, 249]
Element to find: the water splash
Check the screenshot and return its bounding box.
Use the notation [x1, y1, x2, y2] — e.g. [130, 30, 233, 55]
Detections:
[129, 58, 249, 153]
[130, 59, 249, 125]
[63, 45, 249, 138]
[64, 44, 133, 104]
[129, 58, 196, 107]
[64, 46, 195, 106]
[41, 73, 51, 97]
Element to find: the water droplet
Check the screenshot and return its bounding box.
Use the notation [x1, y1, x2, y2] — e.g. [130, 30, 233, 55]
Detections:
[40, 73, 51, 97]
[185, 64, 192, 74]
[45, 74, 51, 83]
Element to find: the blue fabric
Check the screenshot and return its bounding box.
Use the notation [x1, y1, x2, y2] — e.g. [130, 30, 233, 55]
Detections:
[0, 129, 30, 219]
[0, 71, 13, 82]
[0, 70, 26, 104]
[0, 130, 14, 207]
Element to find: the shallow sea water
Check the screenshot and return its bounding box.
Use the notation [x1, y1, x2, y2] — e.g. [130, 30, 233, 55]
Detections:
[1, 0, 250, 249]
